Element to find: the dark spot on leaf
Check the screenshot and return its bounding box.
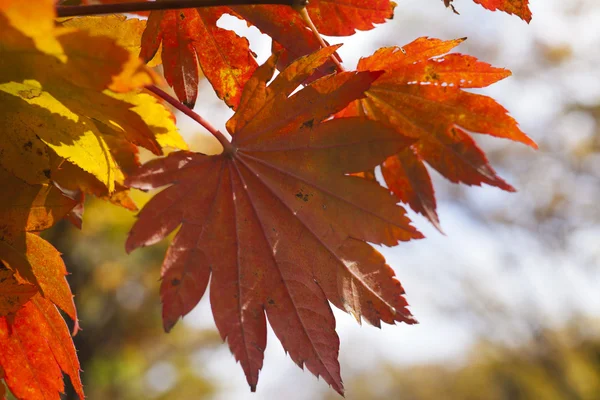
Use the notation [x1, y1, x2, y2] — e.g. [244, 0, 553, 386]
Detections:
[23, 141, 33, 150]
[302, 119, 314, 129]
[18, 88, 42, 100]
[171, 278, 181, 286]
[267, 299, 275, 305]
[296, 192, 303, 199]
[43, 169, 51, 179]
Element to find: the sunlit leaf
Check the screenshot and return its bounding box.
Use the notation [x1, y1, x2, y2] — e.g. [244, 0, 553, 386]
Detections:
[444, 0, 532, 22]
[0, 6, 184, 192]
[127, 50, 420, 394]
[138, 1, 396, 108]
[0, 234, 77, 324]
[337, 37, 536, 227]
[0, 167, 76, 235]
[0, 295, 83, 400]
[0, 267, 37, 317]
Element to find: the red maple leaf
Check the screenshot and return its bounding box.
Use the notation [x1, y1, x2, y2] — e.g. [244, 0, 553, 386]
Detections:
[139, 1, 395, 107]
[337, 37, 537, 229]
[126, 47, 421, 393]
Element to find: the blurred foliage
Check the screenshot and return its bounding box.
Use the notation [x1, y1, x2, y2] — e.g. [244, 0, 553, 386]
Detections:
[330, 320, 600, 400]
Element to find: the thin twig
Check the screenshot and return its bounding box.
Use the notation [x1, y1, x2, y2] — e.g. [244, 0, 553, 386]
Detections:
[297, 7, 345, 72]
[56, 0, 296, 17]
[147, 85, 234, 154]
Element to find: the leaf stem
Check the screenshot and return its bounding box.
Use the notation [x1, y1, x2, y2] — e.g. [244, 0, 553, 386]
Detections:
[297, 7, 345, 72]
[147, 85, 234, 154]
[56, 0, 303, 17]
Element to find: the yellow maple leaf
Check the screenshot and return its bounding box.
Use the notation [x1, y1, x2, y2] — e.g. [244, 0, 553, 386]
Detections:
[0, 0, 62, 57]
[0, 4, 187, 192]
[59, 14, 163, 68]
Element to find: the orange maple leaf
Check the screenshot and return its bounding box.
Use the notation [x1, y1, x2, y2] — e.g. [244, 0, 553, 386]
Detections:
[0, 295, 84, 400]
[0, 166, 79, 327]
[139, 1, 395, 108]
[337, 37, 537, 230]
[126, 48, 421, 393]
[0, 166, 77, 236]
[445, 0, 532, 22]
[475, 0, 531, 21]
[0, 267, 37, 317]
[0, 233, 78, 329]
[141, 6, 257, 108]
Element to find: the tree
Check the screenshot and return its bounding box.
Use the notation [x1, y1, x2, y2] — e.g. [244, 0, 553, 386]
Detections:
[0, 0, 534, 398]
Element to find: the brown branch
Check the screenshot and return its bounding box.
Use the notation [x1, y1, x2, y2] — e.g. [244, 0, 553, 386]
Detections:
[56, 0, 305, 18]
[147, 85, 234, 154]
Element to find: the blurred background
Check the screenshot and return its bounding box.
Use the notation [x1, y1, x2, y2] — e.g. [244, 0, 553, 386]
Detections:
[28, 0, 600, 399]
